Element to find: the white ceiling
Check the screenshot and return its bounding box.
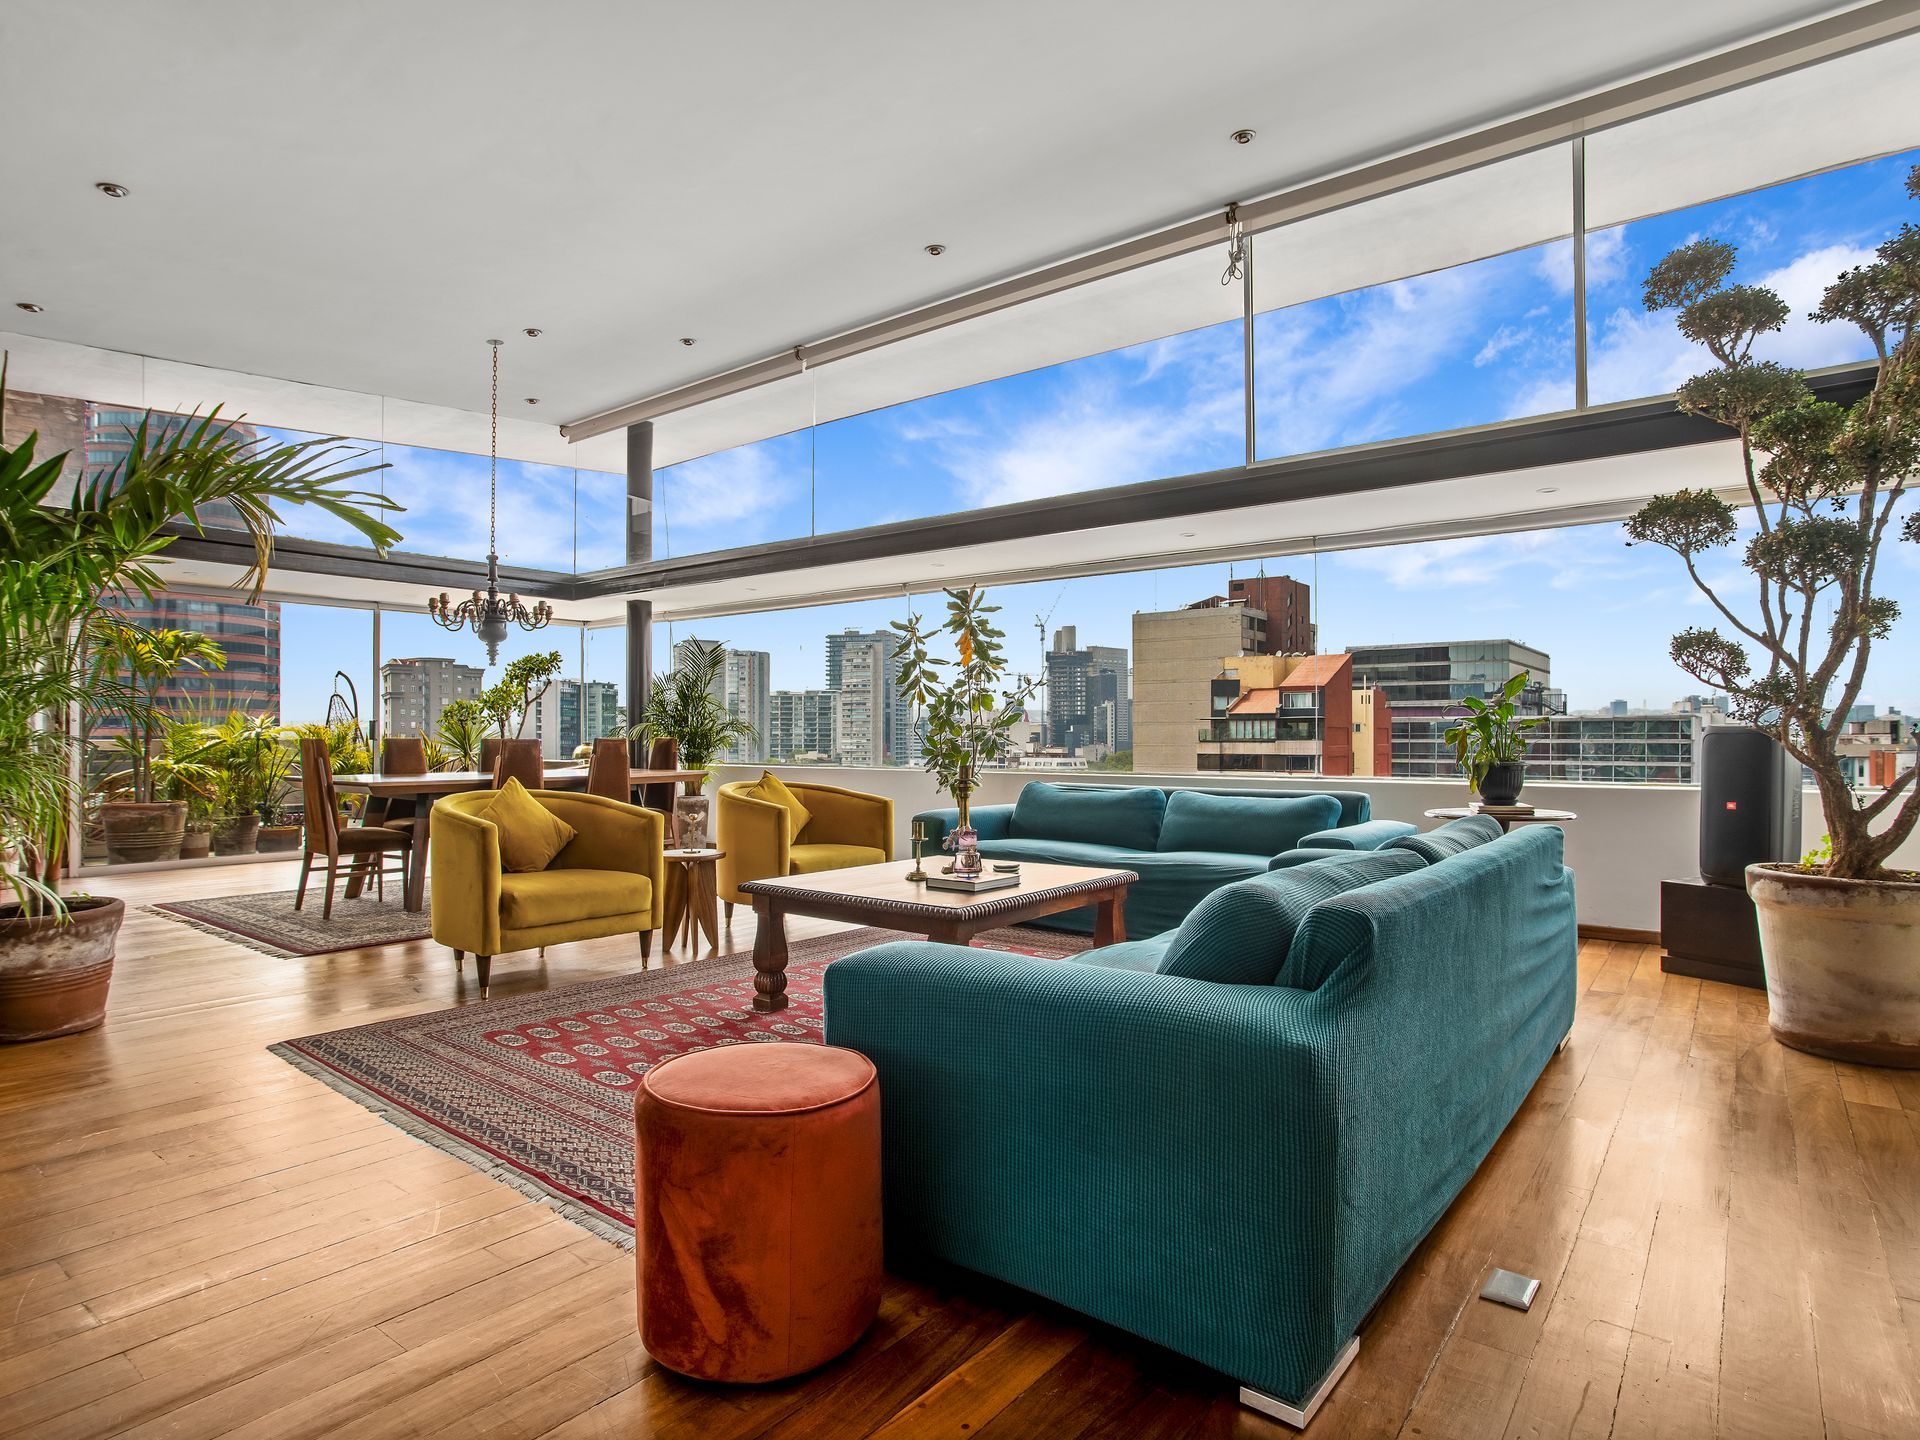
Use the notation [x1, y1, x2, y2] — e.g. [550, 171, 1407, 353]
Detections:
[0, 0, 1860, 453]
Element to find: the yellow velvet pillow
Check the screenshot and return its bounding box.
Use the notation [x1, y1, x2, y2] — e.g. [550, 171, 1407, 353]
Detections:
[474, 777, 576, 872]
[747, 770, 812, 840]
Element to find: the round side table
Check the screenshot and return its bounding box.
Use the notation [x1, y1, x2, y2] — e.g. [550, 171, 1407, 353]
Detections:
[1424, 806, 1577, 834]
[662, 848, 724, 955]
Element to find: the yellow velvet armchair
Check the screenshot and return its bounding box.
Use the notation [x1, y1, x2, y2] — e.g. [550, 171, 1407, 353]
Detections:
[716, 779, 894, 918]
[430, 789, 665, 995]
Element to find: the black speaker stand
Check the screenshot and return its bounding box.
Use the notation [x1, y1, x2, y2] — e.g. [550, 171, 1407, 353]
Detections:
[1658, 877, 1766, 990]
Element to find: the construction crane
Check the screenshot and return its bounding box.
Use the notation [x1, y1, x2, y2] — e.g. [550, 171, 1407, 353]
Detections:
[1033, 590, 1064, 751]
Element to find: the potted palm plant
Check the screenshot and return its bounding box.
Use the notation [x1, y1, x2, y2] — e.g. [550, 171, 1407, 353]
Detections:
[204, 711, 284, 855]
[252, 728, 302, 852]
[631, 640, 756, 846]
[87, 617, 226, 862]
[0, 368, 396, 1041]
[1625, 162, 1920, 1067]
[893, 588, 1038, 877]
[434, 700, 489, 771]
[1442, 671, 1547, 807]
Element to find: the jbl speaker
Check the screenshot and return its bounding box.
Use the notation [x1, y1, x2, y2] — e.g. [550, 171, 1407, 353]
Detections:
[1698, 726, 1802, 886]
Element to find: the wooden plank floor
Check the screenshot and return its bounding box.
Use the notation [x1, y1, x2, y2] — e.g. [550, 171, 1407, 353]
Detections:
[2, 861, 1917, 1438]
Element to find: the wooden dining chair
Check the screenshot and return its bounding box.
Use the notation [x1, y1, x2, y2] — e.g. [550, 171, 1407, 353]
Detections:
[492, 738, 545, 790]
[586, 736, 632, 802]
[295, 736, 414, 919]
[377, 737, 430, 825]
[641, 736, 680, 813]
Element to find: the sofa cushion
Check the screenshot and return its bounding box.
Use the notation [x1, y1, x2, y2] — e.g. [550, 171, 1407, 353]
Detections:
[744, 770, 813, 841]
[473, 777, 576, 873]
[1385, 813, 1505, 865]
[499, 868, 650, 930]
[788, 843, 885, 875]
[1067, 936, 1174, 973]
[1158, 850, 1427, 985]
[1157, 790, 1341, 856]
[1009, 783, 1165, 851]
[976, 836, 1136, 868]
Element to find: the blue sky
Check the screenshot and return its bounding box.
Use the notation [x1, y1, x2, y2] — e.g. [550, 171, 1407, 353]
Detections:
[275, 148, 1919, 725]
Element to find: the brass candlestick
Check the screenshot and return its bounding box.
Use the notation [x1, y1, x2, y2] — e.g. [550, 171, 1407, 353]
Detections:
[906, 820, 928, 882]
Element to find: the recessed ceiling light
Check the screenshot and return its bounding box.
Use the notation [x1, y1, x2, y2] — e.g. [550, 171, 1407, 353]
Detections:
[924, 243, 947, 257]
[15, 302, 43, 313]
[522, 327, 542, 338]
[679, 337, 696, 347]
[1537, 486, 1559, 494]
[1230, 129, 1257, 146]
[1178, 531, 1196, 538]
[95, 181, 130, 198]
[524, 397, 540, 406]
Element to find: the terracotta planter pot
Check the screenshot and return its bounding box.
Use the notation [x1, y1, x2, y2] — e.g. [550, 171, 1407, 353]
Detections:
[1749, 863, 1920, 1068]
[100, 800, 186, 864]
[179, 829, 212, 860]
[0, 896, 124, 1043]
[209, 814, 261, 856]
[256, 825, 303, 853]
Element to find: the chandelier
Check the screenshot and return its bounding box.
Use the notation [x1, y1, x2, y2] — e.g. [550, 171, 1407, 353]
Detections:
[427, 338, 553, 662]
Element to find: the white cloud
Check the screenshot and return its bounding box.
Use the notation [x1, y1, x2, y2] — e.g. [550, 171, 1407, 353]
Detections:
[1475, 326, 1527, 367]
[659, 441, 806, 539]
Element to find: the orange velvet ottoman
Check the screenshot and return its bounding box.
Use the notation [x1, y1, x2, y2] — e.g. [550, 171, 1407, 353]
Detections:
[635, 1043, 882, 1382]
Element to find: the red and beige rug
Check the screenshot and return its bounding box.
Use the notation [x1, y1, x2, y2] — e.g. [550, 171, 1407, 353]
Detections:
[270, 925, 1091, 1244]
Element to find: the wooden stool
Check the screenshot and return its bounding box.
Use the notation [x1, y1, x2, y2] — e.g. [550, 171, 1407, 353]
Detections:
[635, 1045, 881, 1382]
[661, 848, 723, 955]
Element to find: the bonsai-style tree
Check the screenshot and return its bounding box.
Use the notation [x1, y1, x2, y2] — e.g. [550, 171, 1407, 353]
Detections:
[631, 639, 756, 773]
[1624, 162, 1920, 880]
[478, 650, 564, 739]
[892, 587, 1038, 811]
[0, 368, 396, 914]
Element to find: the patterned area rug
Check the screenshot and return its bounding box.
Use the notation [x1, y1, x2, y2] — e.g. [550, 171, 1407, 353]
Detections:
[151, 885, 432, 957]
[270, 924, 1091, 1244]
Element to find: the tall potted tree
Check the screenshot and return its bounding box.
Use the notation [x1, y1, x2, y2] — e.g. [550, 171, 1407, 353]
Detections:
[631, 640, 756, 846]
[478, 650, 565, 742]
[1625, 162, 1920, 1067]
[0, 371, 396, 1041]
[893, 588, 1038, 877]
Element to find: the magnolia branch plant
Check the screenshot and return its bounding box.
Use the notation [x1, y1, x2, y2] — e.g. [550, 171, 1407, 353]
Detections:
[1624, 162, 1920, 880]
[893, 588, 1038, 808]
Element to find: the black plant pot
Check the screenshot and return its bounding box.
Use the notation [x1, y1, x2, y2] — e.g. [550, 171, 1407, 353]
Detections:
[1477, 761, 1526, 807]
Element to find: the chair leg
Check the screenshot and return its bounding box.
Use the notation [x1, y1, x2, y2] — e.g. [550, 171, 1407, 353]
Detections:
[322, 858, 338, 920]
[538, 946, 546, 959]
[475, 955, 492, 995]
[724, 901, 734, 923]
[452, 949, 464, 971]
[640, 930, 653, 963]
[294, 851, 313, 910]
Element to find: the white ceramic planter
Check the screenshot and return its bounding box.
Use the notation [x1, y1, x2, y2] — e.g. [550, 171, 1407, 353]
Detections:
[1748, 863, 1920, 1068]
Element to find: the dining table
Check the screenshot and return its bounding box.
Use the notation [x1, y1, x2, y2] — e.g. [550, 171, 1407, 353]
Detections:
[330, 766, 705, 912]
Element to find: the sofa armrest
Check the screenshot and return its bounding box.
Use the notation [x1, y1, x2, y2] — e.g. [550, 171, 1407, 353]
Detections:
[717, 785, 790, 903]
[1266, 846, 1367, 870]
[912, 802, 1014, 849]
[1297, 818, 1417, 851]
[793, 782, 893, 857]
[428, 801, 503, 956]
[823, 942, 1345, 1405]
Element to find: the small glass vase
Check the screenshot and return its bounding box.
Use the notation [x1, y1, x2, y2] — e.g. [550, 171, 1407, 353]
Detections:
[949, 825, 982, 877]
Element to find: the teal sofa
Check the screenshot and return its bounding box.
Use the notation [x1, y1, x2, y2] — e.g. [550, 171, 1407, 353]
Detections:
[823, 818, 1576, 1419]
[913, 782, 1417, 938]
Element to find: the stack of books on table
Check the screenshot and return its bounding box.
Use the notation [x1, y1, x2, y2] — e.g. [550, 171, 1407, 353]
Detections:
[1470, 802, 1536, 817]
[924, 871, 1021, 894]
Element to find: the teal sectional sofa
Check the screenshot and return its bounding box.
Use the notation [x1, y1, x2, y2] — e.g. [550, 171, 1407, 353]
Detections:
[823, 817, 1576, 1422]
[913, 782, 1417, 938]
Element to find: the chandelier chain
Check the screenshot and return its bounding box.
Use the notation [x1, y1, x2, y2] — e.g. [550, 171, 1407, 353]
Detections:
[489, 338, 500, 559]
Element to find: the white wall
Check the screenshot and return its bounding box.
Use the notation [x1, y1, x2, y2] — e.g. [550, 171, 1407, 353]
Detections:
[715, 765, 1920, 933]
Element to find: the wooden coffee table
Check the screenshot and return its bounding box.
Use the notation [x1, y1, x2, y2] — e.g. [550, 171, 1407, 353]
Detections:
[738, 860, 1137, 1012]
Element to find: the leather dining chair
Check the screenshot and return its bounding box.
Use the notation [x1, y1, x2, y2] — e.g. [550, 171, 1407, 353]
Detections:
[296, 736, 414, 918]
[586, 736, 632, 802]
[479, 736, 503, 779]
[378, 736, 430, 826]
[641, 736, 680, 813]
[492, 738, 545, 790]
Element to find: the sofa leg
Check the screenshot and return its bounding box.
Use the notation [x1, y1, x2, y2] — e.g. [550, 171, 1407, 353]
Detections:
[639, 930, 653, 962]
[1557, 1030, 1572, 1054]
[452, 949, 464, 970]
[475, 955, 492, 996]
[724, 901, 734, 924]
[1239, 1337, 1358, 1430]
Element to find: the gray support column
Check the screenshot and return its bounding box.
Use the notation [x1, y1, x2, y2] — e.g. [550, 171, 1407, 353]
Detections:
[1572, 137, 1589, 411]
[626, 422, 654, 760]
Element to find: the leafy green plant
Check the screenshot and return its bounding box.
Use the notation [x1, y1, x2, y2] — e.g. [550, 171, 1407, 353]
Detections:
[201, 712, 292, 820]
[0, 363, 396, 914]
[86, 617, 226, 805]
[436, 700, 490, 770]
[479, 651, 564, 739]
[893, 588, 1038, 804]
[1623, 163, 1920, 880]
[630, 640, 756, 773]
[1443, 671, 1547, 788]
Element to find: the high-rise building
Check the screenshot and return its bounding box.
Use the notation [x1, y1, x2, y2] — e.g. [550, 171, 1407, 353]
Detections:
[1226, 574, 1314, 654]
[529, 677, 624, 757]
[86, 404, 256, 529]
[768, 689, 838, 761]
[826, 629, 905, 763]
[721, 650, 771, 763]
[1043, 636, 1132, 754]
[1132, 601, 1269, 773]
[382, 656, 485, 740]
[92, 592, 283, 732]
[833, 637, 890, 767]
[1348, 639, 1558, 775]
[1198, 653, 1390, 777]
